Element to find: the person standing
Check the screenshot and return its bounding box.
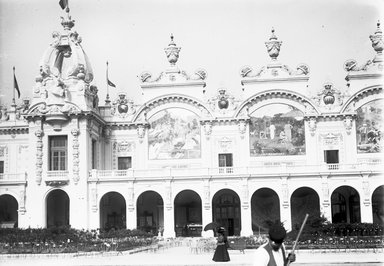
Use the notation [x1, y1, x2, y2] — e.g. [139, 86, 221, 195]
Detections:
[269, 124, 276, 139]
[253, 224, 295, 266]
[284, 122, 293, 142]
[212, 227, 230, 262]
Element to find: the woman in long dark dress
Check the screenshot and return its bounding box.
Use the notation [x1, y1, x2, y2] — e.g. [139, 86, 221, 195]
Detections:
[212, 227, 230, 262]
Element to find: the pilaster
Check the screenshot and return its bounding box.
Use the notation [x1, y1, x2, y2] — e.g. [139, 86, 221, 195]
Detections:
[360, 172, 373, 223]
[280, 176, 292, 230]
[163, 179, 175, 237]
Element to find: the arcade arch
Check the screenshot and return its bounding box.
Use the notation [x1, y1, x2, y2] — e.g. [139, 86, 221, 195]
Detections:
[331, 186, 361, 224]
[46, 189, 69, 228]
[100, 192, 126, 230]
[372, 185, 384, 225]
[212, 189, 241, 236]
[174, 189, 202, 237]
[136, 191, 164, 235]
[290, 187, 320, 229]
[0, 194, 18, 228]
[251, 188, 280, 234]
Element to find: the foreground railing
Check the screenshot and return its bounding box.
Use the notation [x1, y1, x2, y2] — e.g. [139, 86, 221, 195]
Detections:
[89, 162, 383, 181]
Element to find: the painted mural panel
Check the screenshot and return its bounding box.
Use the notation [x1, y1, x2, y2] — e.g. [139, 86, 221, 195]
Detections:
[148, 108, 201, 160]
[249, 104, 305, 156]
[356, 99, 383, 153]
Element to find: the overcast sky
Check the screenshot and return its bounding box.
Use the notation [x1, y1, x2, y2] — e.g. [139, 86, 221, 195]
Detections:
[0, 0, 382, 106]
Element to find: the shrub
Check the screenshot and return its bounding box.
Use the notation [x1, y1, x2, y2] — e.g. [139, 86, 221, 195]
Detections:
[0, 227, 155, 254]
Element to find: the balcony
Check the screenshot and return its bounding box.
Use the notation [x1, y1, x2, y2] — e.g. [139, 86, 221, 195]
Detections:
[0, 173, 27, 184]
[89, 161, 383, 182]
[45, 171, 69, 186]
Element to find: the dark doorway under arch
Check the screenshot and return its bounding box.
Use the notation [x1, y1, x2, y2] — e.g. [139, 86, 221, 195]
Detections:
[174, 190, 202, 237]
[100, 192, 126, 230]
[46, 189, 69, 228]
[251, 188, 280, 235]
[372, 185, 384, 225]
[291, 187, 320, 229]
[137, 191, 164, 235]
[212, 189, 241, 236]
[331, 186, 361, 224]
[0, 194, 18, 228]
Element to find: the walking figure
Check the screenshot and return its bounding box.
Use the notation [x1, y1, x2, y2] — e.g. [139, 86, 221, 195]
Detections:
[212, 227, 230, 262]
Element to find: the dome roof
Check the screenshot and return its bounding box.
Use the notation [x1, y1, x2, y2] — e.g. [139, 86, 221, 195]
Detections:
[38, 12, 93, 83]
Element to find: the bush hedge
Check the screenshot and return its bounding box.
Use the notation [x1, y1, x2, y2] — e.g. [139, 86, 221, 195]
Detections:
[0, 227, 155, 254]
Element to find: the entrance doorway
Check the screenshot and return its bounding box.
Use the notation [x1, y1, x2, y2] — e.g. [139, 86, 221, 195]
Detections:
[46, 189, 69, 228]
[331, 186, 360, 223]
[174, 190, 202, 237]
[212, 189, 241, 236]
[100, 192, 126, 230]
[0, 194, 18, 228]
[137, 191, 164, 235]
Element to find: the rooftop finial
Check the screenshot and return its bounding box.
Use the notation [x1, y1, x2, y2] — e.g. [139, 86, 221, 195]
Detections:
[59, 0, 75, 31]
[265, 27, 282, 60]
[376, 20, 382, 34]
[169, 33, 176, 46]
[165, 34, 181, 66]
[270, 27, 277, 40]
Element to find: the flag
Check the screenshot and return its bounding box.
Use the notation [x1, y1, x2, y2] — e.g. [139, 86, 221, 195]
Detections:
[107, 78, 116, 88]
[59, 0, 68, 10]
[106, 61, 116, 87]
[13, 67, 20, 99]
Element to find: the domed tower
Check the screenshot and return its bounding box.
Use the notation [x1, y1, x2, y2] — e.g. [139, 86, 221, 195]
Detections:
[29, 4, 98, 127]
[22, 4, 103, 230]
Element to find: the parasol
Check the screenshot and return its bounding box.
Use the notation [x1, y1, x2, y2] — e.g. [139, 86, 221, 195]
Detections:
[203, 222, 222, 231]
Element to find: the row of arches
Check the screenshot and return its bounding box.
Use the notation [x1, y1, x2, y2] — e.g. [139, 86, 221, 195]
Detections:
[1, 185, 383, 235]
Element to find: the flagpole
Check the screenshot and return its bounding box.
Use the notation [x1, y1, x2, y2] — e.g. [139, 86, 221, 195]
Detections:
[12, 67, 16, 105]
[105, 61, 111, 105]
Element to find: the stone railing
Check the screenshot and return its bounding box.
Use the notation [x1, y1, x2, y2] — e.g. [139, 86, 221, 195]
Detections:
[89, 162, 383, 181]
[45, 171, 69, 186]
[0, 173, 26, 183]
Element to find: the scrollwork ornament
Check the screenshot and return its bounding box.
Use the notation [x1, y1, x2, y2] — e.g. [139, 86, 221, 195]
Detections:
[35, 129, 44, 185]
[71, 128, 80, 184]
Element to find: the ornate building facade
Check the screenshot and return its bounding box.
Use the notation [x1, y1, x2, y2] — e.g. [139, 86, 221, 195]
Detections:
[0, 9, 383, 237]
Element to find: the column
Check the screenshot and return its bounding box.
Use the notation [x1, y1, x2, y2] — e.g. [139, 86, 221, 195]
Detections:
[360, 173, 373, 223]
[88, 183, 99, 229]
[202, 180, 213, 237]
[321, 175, 332, 222]
[240, 178, 253, 236]
[126, 181, 136, 229]
[163, 180, 175, 237]
[280, 177, 292, 231]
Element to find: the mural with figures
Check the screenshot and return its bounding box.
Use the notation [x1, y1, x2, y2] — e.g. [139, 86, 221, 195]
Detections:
[356, 99, 383, 153]
[148, 108, 201, 160]
[249, 104, 305, 156]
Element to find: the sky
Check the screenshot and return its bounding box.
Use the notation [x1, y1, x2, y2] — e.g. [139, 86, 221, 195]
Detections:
[0, 0, 383, 106]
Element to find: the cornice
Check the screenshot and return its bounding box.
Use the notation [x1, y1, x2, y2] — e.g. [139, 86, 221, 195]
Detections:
[0, 125, 29, 135]
[141, 79, 206, 89]
[241, 76, 309, 85]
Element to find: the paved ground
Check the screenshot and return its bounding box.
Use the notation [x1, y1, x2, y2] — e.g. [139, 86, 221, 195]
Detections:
[1, 245, 384, 266]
